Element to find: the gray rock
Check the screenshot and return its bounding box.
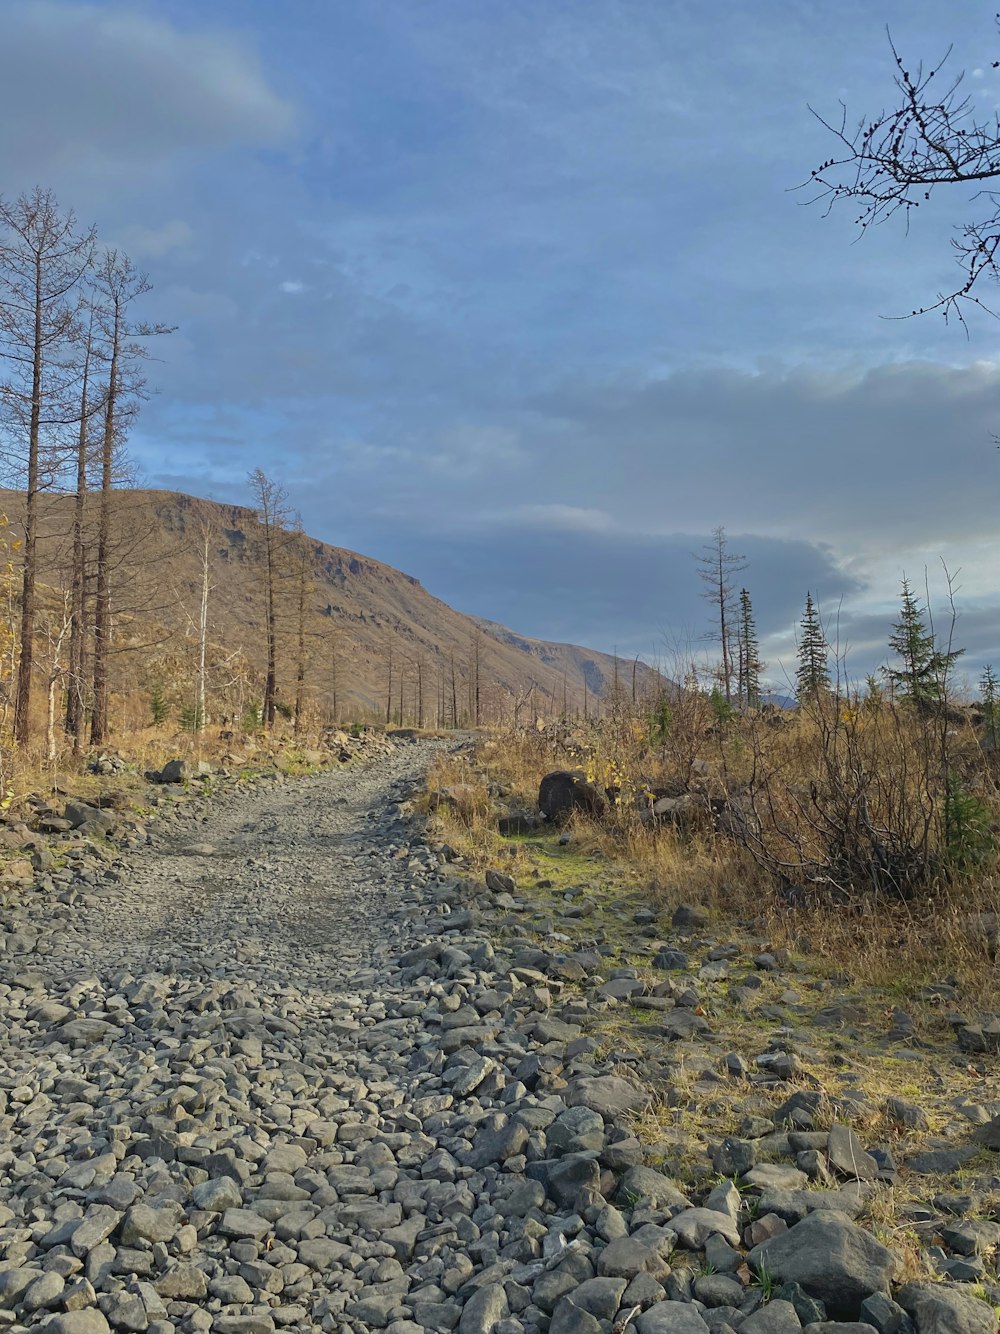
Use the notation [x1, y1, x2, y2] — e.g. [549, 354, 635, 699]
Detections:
[740, 1302, 802, 1333]
[460, 1284, 509, 1334]
[896, 1281, 998, 1334]
[549, 1300, 601, 1334]
[636, 1304, 711, 1334]
[749, 1212, 896, 1319]
[191, 1176, 243, 1211]
[41, 1313, 113, 1334]
[827, 1125, 878, 1182]
[858, 1294, 914, 1334]
[669, 1208, 741, 1249]
[620, 1166, 690, 1211]
[565, 1277, 627, 1320]
[564, 1076, 648, 1119]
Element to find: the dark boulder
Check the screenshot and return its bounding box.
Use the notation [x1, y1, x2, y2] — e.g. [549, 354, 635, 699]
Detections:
[538, 770, 605, 824]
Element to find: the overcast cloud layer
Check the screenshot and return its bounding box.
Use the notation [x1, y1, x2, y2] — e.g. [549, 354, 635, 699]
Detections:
[3, 0, 1000, 687]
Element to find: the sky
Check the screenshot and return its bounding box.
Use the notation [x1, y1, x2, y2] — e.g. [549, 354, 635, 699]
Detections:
[2, 0, 1000, 691]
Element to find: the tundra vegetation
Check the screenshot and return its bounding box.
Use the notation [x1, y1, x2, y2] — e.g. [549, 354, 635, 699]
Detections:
[425, 570, 1000, 1002]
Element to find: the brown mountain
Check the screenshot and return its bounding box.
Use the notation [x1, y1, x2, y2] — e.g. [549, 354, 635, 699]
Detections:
[2, 487, 664, 727]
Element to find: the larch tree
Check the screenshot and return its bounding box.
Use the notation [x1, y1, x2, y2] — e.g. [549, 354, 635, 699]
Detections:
[0, 189, 95, 745]
[695, 526, 747, 706]
[795, 592, 831, 701]
[247, 468, 292, 729]
[806, 22, 1000, 321]
[89, 249, 172, 747]
[64, 304, 99, 749]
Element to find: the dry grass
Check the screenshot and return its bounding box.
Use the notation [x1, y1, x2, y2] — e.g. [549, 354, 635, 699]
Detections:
[425, 701, 1000, 1005]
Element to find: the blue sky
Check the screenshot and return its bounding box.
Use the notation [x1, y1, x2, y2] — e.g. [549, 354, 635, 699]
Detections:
[3, 0, 1000, 687]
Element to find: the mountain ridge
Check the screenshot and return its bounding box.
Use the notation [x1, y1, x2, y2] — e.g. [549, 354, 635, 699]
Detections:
[0, 487, 666, 725]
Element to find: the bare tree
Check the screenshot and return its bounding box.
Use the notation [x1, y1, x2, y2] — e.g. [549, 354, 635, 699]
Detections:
[695, 526, 747, 706]
[292, 536, 311, 735]
[90, 250, 172, 746]
[0, 189, 95, 745]
[64, 306, 99, 748]
[196, 521, 213, 733]
[806, 24, 1000, 321]
[247, 469, 292, 729]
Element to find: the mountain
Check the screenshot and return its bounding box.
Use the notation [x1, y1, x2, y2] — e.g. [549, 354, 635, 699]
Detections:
[1, 488, 666, 726]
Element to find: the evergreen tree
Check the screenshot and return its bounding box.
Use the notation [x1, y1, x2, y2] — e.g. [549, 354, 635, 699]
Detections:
[885, 578, 962, 707]
[796, 592, 830, 700]
[981, 664, 999, 750]
[736, 588, 763, 708]
[149, 682, 168, 726]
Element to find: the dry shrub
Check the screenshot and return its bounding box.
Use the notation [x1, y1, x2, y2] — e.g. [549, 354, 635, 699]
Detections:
[735, 690, 999, 904]
[431, 685, 1000, 996]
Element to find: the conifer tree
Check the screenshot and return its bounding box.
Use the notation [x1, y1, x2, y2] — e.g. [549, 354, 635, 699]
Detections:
[736, 587, 763, 708]
[796, 592, 830, 701]
[885, 577, 962, 707]
[981, 664, 999, 750]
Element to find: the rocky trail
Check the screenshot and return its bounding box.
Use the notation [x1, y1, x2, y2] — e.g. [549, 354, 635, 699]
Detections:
[0, 739, 997, 1334]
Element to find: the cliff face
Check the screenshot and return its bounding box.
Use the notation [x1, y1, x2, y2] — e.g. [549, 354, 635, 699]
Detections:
[0, 487, 665, 720]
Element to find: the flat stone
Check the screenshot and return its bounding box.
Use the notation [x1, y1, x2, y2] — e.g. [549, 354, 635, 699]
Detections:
[828, 1124, 878, 1181]
[219, 1209, 271, 1240]
[564, 1076, 648, 1119]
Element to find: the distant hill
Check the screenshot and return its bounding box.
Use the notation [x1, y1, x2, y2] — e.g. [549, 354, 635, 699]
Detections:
[1, 487, 667, 726]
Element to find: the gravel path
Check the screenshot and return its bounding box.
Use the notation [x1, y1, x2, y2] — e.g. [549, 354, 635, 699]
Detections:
[0, 740, 987, 1334]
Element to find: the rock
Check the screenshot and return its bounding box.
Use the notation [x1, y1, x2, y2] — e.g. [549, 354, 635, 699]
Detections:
[975, 1115, 1000, 1151]
[41, 1314, 113, 1334]
[564, 1076, 648, 1119]
[191, 1177, 243, 1211]
[218, 1208, 271, 1240]
[620, 1166, 690, 1211]
[739, 1303, 802, 1333]
[597, 1236, 669, 1280]
[485, 869, 516, 894]
[550, 1301, 602, 1334]
[885, 1098, 929, 1132]
[749, 1212, 896, 1319]
[459, 1284, 509, 1334]
[672, 903, 709, 928]
[859, 1294, 915, 1334]
[538, 771, 605, 824]
[827, 1125, 878, 1181]
[154, 1265, 209, 1300]
[669, 1208, 741, 1249]
[896, 1281, 998, 1334]
[635, 1305, 711, 1333]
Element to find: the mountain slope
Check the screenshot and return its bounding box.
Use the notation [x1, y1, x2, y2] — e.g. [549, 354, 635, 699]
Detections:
[4, 488, 665, 725]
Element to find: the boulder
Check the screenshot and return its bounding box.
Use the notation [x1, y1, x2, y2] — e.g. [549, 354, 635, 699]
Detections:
[538, 770, 605, 824]
[749, 1211, 896, 1319]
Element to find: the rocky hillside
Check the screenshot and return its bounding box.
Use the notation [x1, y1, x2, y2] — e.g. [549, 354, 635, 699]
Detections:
[1, 488, 665, 723]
